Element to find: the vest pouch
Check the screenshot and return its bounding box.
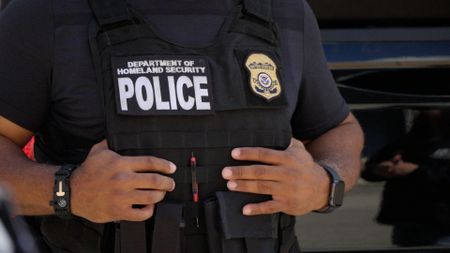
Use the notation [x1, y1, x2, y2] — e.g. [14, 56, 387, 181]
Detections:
[278, 214, 301, 253]
[40, 216, 104, 253]
[204, 191, 279, 253]
[151, 202, 184, 253]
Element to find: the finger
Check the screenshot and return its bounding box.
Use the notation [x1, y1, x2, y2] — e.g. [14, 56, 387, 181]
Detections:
[121, 156, 176, 174]
[242, 200, 283, 216]
[132, 173, 175, 191]
[123, 205, 155, 221]
[222, 165, 284, 181]
[227, 180, 280, 195]
[231, 147, 289, 165]
[130, 190, 166, 205]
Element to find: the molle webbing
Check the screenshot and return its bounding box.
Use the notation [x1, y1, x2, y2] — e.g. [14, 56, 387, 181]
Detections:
[111, 130, 290, 152]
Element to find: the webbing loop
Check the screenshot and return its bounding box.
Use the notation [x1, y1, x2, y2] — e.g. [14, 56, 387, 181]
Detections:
[88, 0, 134, 29]
[243, 0, 273, 23]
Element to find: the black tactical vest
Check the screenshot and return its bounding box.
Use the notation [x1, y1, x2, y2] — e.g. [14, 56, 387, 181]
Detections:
[37, 0, 301, 252]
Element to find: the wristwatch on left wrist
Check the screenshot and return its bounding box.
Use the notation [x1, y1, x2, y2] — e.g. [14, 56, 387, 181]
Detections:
[315, 163, 345, 213]
[50, 164, 77, 219]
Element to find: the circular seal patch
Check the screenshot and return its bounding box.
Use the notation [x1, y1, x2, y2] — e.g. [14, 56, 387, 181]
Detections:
[245, 53, 281, 101]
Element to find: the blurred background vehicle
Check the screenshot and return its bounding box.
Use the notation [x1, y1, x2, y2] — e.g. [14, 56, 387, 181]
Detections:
[297, 1, 450, 252]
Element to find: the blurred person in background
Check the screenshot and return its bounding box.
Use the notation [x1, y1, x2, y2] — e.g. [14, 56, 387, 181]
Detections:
[364, 110, 450, 246]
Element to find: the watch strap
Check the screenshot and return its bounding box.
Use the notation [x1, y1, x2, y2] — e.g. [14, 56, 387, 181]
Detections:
[315, 163, 345, 213]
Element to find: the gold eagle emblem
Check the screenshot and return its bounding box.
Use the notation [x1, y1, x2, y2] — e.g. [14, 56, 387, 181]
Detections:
[245, 53, 281, 101]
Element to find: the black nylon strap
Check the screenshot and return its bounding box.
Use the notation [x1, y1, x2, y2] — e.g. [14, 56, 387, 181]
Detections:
[243, 0, 273, 22]
[88, 0, 133, 28]
[119, 221, 146, 253]
[151, 203, 184, 253]
[279, 214, 296, 253]
[245, 238, 275, 253]
[229, 19, 277, 45]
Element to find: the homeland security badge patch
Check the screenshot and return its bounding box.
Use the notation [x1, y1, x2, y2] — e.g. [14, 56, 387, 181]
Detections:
[245, 53, 281, 101]
[111, 55, 213, 116]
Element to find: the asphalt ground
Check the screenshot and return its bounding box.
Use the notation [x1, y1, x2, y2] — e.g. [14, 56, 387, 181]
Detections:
[295, 180, 396, 251]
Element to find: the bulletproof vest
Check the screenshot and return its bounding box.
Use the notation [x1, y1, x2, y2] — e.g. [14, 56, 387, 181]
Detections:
[37, 0, 301, 252]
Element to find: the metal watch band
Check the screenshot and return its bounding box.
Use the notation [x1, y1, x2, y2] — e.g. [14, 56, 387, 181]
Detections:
[50, 164, 77, 219]
[314, 163, 345, 213]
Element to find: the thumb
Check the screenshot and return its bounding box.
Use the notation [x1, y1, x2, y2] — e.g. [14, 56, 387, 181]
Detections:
[91, 139, 109, 152]
[288, 138, 305, 151]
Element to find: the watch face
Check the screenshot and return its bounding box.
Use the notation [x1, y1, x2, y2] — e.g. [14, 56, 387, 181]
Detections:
[333, 181, 345, 207]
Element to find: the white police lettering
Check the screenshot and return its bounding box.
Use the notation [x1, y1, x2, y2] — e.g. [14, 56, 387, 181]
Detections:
[113, 56, 213, 115]
[193, 76, 210, 110]
[117, 77, 134, 111]
[176, 76, 195, 110]
[135, 77, 154, 110]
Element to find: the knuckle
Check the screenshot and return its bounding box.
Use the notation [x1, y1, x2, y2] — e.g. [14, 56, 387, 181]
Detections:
[256, 148, 265, 161]
[254, 166, 267, 177]
[147, 174, 158, 186]
[233, 167, 243, 178]
[111, 173, 132, 189]
[257, 181, 271, 193]
[148, 174, 164, 188]
[145, 156, 157, 166]
[112, 171, 130, 183]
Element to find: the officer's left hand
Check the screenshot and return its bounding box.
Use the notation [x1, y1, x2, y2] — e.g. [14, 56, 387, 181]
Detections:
[222, 138, 330, 216]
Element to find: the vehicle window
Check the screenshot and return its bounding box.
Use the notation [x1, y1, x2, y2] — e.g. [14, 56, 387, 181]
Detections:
[300, 2, 450, 252]
[307, 0, 450, 27]
[297, 109, 450, 252]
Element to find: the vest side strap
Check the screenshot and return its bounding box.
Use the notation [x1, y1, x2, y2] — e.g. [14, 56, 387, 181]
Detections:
[119, 221, 147, 253]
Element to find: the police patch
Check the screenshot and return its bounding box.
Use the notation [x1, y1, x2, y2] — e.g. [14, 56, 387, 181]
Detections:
[112, 55, 214, 115]
[245, 53, 281, 101]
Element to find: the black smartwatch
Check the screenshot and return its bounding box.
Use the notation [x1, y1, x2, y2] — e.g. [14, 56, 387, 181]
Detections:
[315, 163, 345, 213]
[50, 164, 77, 219]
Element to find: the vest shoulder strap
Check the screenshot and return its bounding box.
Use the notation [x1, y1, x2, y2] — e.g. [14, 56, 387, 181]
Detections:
[88, 0, 134, 28]
[243, 0, 273, 22]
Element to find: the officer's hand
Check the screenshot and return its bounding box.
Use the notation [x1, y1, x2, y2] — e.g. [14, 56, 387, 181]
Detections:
[70, 140, 176, 223]
[222, 138, 330, 216]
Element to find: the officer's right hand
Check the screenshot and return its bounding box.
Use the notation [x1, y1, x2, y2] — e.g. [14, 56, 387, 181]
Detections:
[70, 140, 176, 223]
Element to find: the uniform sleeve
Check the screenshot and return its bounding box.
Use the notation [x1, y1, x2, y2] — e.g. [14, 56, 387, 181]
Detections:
[290, 1, 350, 141]
[0, 0, 54, 132]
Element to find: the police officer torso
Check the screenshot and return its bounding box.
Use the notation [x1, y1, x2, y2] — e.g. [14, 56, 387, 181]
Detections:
[35, 0, 301, 252]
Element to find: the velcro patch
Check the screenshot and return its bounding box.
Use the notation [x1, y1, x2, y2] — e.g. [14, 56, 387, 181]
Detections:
[112, 55, 214, 115]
